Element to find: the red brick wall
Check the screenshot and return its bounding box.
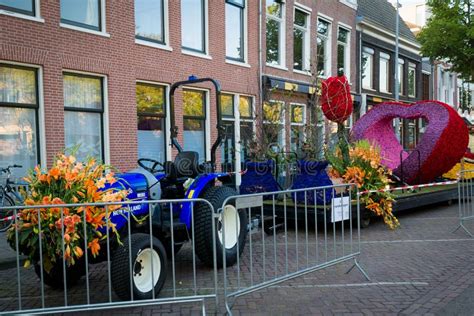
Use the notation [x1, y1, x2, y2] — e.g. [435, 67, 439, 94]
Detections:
[0, 1, 260, 171]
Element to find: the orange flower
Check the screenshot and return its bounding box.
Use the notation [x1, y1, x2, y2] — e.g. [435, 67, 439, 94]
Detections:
[88, 238, 100, 257]
[49, 167, 61, 180]
[73, 246, 83, 258]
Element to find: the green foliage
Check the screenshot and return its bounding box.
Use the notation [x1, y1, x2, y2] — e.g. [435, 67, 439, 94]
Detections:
[418, 0, 474, 81]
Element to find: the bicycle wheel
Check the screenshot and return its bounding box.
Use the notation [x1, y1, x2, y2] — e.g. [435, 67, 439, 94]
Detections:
[0, 194, 15, 232]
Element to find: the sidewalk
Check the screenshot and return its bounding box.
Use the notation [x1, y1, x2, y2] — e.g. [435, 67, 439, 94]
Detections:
[0, 233, 24, 270]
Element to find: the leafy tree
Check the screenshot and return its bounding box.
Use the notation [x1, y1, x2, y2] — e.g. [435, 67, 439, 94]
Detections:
[417, 0, 474, 81]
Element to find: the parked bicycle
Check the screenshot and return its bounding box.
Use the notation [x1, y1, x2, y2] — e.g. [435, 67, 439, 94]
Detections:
[0, 165, 24, 232]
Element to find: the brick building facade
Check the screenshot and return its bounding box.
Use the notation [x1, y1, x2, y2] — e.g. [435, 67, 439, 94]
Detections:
[0, 0, 357, 180]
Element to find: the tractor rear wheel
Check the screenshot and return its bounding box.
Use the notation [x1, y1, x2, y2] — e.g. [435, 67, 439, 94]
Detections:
[194, 186, 248, 268]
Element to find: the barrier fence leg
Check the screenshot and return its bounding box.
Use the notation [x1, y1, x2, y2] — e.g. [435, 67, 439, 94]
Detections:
[345, 258, 371, 281]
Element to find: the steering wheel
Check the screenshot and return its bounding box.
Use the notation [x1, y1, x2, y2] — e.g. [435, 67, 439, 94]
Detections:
[137, 158, 165, 173]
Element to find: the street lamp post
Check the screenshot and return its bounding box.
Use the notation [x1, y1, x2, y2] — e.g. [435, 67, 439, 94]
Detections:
[394, 0, 401, 141]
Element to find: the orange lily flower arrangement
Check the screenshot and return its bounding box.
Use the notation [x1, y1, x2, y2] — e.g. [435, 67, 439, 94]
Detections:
[327, 140, 399, 229]
[7, 154, 127, 272]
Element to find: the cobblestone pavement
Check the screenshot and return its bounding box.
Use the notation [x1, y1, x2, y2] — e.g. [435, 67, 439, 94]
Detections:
[1, 202, 474, 315]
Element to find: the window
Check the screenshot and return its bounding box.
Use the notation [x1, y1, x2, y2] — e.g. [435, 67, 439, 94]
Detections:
[226, 0, 245, 62]
[379, 52, 390, 93]
[183, 89, 206, 161]
[266, 0, 285, 66]
[398, 59, 404, 95]
[135, 0, 165, 44]
[362, 47, 374, 89]
[293, 8, 309, 72]
[60, 0, 101, 31]
[337, 27, 349, 76]
[0, 64, 39, 178]
[263, 101, 285, 151]
[290, 104, 305, 153]
[63, 73, 104, 162]
[181, 0, 206, 53]
[136, 83, 166, 162]
[219, 94, 254, 171]
[0, 0, 35, 16]
[317, 18, 331, 77]
[408, 63, 416, 97]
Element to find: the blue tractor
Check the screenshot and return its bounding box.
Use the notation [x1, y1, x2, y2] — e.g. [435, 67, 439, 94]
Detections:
[34, 77, 248, 300]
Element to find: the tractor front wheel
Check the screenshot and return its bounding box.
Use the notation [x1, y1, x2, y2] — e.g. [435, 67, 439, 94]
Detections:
[111, 233, 167, 300]
[195, 186, 248, 268]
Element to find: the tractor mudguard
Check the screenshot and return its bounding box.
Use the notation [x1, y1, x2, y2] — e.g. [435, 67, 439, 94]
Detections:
[179, 172, 230, 228]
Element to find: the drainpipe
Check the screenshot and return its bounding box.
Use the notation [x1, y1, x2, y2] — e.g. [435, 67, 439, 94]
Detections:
[394, 0, 401, 142]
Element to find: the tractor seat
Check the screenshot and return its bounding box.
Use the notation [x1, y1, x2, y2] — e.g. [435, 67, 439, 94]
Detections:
[165, 151, 200, 181]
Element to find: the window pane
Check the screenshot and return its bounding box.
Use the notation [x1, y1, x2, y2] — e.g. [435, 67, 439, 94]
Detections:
[294, 9, 306, 27]
[291, 125, 304, 153]
[181, 0, 205, 52]
[183, 119, 205, 161]
[60, 0, 100, 29]
[0, 107, 38, 178]
[0, 65, 37, 105]
[240, 122, 253, 161]
[239, 96, 252, 118]
[337, 43, 345, 74]
[263, 102, 282, 122]
[137, 116, 165, 162]
[338, 28, 348, 43]
[362, 53, 372, 89]
[398, 64, 403, 94]
[225, 3, 244, 60]
[0, 0, 33, 15]
[64, 74, 102, 110]
[293, 28, 303, 70]
[317, 37, 326, 76]
[183, 90, 205, 117]
[266, 19, 280, 64]
[317, 20, 329, 36]
[221, 121, 235, 171]
[220, 94, 234, 117]
[136, 83, 165, 115]
[291, 105, 303, 123]
[266, 0, 281, 17]
[135, 0, 164, 43]
[408, 68, 416, 96]
[380, 59, 389, 92]
[64, 111, 102, 161]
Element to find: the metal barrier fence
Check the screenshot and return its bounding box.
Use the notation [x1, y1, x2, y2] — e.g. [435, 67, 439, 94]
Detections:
[219, 183, 370, 314]
[0, 198, 218, 315]
[454, 170, 474, 237]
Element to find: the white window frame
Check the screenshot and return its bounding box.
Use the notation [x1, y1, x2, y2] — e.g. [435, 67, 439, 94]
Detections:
[316, 16, 332, 78]
[398, 58, 405, 96]
[181, 0, 210, 59]
[362, 47, 374, 90]
[136, 80, 171, 162]
[62, 69, 110, 164]
[0, 0, 44, 23]
[0, 60, 46, 171]
[225, 0, 248, 65]
[379, 52, 391, 93]
[337, 24, 351, 81]
[408, 63, 416, 98]
[293, 5, 311, 74]
[60, 0, 109, 38]
[135, 0, 172, 51]
[266, 0, 286, 69]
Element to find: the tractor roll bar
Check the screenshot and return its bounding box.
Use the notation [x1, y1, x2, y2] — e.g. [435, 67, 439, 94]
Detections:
[169, 77, 223, 168]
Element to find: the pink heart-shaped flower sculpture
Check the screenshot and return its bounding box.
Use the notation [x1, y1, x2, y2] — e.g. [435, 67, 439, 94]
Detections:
[351, 101, 468, 184]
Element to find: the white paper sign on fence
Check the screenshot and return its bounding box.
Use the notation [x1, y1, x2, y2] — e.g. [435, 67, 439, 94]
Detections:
[331, 196, 350, 223]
